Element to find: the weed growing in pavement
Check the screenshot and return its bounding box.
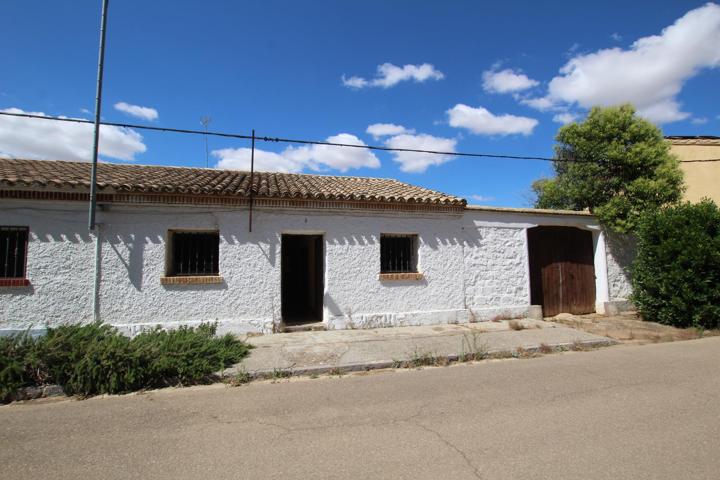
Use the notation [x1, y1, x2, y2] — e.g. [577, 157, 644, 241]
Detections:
[459, 331, 489, 362]
[508, 320, 525, 331]
[401, 348, 452, 368]
[227, 369, 251, 387]
[514, 346, 530, 358]
[538, 343, 554, 354]
[268, 368, 292, 382]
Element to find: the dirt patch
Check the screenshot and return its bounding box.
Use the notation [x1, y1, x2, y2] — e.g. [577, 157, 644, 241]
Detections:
[549, 312, 720, 345]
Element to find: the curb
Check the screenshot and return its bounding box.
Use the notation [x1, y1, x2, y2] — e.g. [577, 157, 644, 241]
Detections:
[237, 337, 618, 380]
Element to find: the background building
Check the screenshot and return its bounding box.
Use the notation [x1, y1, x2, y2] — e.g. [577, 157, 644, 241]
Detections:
[667, 136, 720, 204]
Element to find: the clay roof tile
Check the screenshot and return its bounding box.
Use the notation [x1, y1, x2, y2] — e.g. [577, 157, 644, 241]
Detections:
[0, 158, 466, 207]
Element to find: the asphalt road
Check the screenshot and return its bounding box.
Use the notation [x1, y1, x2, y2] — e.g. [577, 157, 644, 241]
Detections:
[2, 337, 720, 480]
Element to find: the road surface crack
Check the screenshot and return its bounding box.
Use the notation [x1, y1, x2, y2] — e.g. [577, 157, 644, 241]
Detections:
[410, 421, 483, 479]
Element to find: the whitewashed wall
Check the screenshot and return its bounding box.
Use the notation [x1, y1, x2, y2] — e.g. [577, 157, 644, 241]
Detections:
[0, 200, 466, 334]
[0, 202, 97, 331]
[604, 233, 635, 302]
[462, 223, 530, 321]
[0, 200, 634, 335]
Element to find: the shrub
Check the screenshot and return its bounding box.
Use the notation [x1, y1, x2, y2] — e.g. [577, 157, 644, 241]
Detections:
[631, 200, 720, 329]
[0, 322, 250, 401]
[0, 332, 43, 401]
[38, 323, 145, 396]
[131, 324, 250, 387]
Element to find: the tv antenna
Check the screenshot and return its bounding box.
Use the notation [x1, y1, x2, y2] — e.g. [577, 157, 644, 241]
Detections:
[200, 116, 212, 167]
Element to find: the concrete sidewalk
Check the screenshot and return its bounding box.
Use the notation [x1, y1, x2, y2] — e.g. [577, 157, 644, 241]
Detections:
[228, 319, 616, 377]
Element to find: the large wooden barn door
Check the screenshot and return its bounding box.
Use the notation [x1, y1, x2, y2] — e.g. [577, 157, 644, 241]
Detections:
[528, 226, 596, 317]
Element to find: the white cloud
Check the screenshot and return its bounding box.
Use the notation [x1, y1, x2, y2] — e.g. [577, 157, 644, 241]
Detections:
[518, 96, 557, 111]
[565, 43, 581, 57]
[0, 107, 146, 161]
[213, 133, 380, 173]
[541, 3, 720, 123]
[213, 148, 305, 173]
[341, 76, 368, 89]
[384, 133, 457, 173]
[553, 112, 578, 124]
[283, 134, 380, 172]
[447, 104, 538, 136]
[691, 117, 708, 125]
[342, 63, 444, 89]
[610, 32, 622, 41]
[468, 194, 496, 202]
[366, 123, 415, 139]
[482, 68, 539, 94]
[114, 102, 159, 121]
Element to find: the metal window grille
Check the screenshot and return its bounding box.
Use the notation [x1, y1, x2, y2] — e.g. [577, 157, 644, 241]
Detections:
[0, 227, 29, 279]
[170, 231, 219, 276]
[380, 234, 417, 273]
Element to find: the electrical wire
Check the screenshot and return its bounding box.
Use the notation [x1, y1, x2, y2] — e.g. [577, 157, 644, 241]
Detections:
[0, 111, 561, 162]
[2, 110, 718, 163]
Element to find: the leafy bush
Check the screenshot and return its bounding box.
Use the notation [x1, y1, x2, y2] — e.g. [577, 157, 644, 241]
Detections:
[0, 322, 250, 401]
[0, 332, 42, 401]
[131, 323, 249, 387]
[632, 200, 720, 329]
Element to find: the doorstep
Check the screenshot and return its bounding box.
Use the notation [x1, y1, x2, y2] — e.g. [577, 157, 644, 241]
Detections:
[225, 319, 616, 378]
[281, 321, 326, 333]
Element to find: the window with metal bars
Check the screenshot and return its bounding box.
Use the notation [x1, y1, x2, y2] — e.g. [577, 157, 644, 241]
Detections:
[168, 231, 220, 276]
[1, 227, 29, 279]
[380, 234, 418, 273]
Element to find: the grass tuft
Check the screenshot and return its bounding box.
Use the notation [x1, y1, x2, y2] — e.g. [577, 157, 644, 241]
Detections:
[508, 320, 525, 331]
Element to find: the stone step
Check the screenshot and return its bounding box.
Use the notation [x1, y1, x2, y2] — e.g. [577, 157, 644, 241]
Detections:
[281, 322, 327, 333]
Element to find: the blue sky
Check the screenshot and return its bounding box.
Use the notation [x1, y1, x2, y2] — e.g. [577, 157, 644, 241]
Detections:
[1, 0, 718, 207]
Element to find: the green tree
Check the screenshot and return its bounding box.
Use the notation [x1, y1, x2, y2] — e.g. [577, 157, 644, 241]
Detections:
[533, 104, 684, 232]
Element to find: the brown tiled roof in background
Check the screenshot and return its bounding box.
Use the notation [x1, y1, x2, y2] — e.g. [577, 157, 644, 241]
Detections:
[0, 158, 465, 206]
[665, 136, 720, 146]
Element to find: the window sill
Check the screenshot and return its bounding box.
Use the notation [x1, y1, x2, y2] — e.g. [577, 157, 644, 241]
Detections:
[0, 278, 31, 287]
[160, 275, 224, 285]
[378, 272, 424, 281]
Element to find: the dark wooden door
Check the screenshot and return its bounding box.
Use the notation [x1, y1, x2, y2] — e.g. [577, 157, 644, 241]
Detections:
[528, 226, 596, 317]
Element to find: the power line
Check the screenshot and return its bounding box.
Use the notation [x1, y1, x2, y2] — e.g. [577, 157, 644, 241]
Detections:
[0, 111, 560, 162]
[2, 110, 719, 163]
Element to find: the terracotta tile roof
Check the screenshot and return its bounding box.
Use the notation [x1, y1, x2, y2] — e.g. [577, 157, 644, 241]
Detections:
[666, 136, 720, 146]
[0, 158, 465, 206]
[465, 204, 593, 216]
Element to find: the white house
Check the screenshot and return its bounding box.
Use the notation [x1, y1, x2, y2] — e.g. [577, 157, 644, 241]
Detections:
[0, 158, 633, 336]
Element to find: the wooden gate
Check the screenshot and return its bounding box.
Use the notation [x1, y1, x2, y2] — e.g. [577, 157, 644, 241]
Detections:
[527, 226, 596, 317]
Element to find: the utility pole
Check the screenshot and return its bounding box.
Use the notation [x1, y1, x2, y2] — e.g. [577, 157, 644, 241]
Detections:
[248, 129, 256, 232]
[201, 116, 212, 167]
[88, 0, 110, 230]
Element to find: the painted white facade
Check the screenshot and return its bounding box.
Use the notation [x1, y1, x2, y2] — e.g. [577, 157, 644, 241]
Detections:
[0, 199, 633, 335]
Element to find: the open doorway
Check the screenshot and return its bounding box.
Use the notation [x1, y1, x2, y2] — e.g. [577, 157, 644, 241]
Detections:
[281, 234, 324, 325]
[527, 226, 596, 317]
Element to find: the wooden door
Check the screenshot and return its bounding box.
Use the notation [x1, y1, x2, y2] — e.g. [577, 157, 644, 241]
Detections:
[528, 226, 596, 317]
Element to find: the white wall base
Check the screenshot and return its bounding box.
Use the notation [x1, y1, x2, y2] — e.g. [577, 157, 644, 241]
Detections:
[327, 309, 470, 330]
[0, 317, 274, 338]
